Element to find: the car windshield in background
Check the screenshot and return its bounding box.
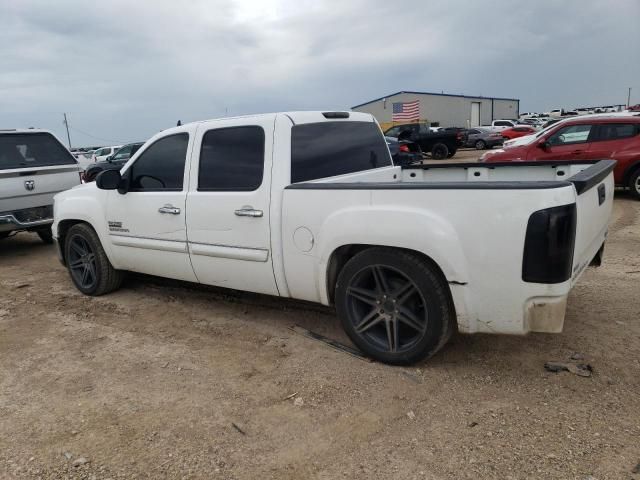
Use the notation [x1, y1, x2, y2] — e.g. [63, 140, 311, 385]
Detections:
[291, 121, 392, 183]
[0, 133, 76, 170]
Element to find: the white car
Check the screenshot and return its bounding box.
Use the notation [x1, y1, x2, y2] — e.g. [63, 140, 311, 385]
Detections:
[92, 145, 121, 162]
[53, 111, 614, 364]
[481, 119, 518, 132]
[1, 129, 80, 242]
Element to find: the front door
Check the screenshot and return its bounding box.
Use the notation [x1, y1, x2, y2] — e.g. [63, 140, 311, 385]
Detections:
[106, 129, 197, 282]
[185, 116, 278, 296]
[531, 123, 595, 160]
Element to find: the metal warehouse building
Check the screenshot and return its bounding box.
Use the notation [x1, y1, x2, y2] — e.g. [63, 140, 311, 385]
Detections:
[351, 90, 520, 131]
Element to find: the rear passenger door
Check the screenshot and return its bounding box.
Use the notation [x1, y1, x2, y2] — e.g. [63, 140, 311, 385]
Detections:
[185, 116, 278, 296]
[589, 123, 639, 159]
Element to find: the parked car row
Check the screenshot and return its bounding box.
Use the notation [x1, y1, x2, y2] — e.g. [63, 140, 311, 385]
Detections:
[481, 114, 640, 199]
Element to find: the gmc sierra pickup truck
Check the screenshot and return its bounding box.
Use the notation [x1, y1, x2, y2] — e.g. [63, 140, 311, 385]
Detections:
[1, 129, 80, 242]
[53, 111, 615, 364]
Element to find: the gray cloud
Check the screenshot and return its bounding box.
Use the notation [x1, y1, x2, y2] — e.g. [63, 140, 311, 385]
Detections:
[1, 0, 638, 147]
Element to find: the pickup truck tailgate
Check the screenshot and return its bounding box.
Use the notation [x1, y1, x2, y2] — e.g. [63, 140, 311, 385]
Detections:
[570, 160, 616, 284]
[0, 164, 80, 213]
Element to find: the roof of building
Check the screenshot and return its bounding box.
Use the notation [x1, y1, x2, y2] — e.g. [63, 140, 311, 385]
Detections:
[351, 90, 520, 109]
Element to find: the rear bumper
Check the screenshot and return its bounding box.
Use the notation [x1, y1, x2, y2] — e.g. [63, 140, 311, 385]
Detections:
[0, 213, 53, 233]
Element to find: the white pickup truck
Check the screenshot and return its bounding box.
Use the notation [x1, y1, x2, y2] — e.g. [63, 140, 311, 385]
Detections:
[53, 111, 615, 364]
[482, 119, 519, 132]
[1, 129, 80, 242]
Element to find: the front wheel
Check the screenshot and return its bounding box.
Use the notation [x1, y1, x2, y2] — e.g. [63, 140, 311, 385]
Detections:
[64, 223, 124, 295]
[430, 143, 449, 160]
[335, 248, 455, 365]
[475, 140, 486, 150]
[629, 170, 640, 200]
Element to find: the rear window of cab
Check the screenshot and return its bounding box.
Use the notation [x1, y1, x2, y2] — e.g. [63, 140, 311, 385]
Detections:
[291, 121, 392, 183]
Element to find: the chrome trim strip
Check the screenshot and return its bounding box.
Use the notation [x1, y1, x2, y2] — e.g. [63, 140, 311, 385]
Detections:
[189, 242, 269, 262]
[110, 234, 187, 253]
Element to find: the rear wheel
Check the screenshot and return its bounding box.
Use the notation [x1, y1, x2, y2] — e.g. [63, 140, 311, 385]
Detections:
[431, 143, 449, 160]
[629, 170, 640, 200]
[335, 248, 455, 365]
[475, 140, 486, 150]
[64, 223, 124, 295]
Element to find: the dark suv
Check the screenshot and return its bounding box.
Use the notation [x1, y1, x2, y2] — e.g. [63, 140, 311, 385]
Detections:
[83, 142, 144, 182]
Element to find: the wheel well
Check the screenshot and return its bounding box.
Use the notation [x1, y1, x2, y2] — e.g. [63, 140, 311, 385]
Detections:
[326, 244, 451, 305]
[56, 219, 89, 263]
[622, 160, 640, 186]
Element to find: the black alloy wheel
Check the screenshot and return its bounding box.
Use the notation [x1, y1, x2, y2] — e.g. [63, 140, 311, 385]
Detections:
[67, 233, 98, 291]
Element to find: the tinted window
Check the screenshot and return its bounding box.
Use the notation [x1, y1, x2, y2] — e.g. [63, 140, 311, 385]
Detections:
[548, 124, 592, 145]
[495, 121, 511, 127]
[112, 144, 133, 160]
[385, 126, 401, 137]
[129, 134, 188, 191]
[598, 123, 638, 141]
[291, 121, 392, 183]
[0, 133, 76, 170]
[198, 126, 264, 191]
[468, 129, 480, 135]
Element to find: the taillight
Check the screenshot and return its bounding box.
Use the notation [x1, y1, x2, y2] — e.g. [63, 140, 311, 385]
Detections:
[522, 204, 577, 283]
[399, 144, 409, 152]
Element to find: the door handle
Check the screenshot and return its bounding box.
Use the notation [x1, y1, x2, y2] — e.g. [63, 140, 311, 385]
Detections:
[158, 204, 181, 215]
[234, 207, 263, 218]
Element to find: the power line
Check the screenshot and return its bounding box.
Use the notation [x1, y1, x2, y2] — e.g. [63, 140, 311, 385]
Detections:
[66, 124, 122, 145]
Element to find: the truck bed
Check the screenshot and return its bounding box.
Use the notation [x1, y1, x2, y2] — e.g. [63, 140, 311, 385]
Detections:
[282, 160, 615, 335]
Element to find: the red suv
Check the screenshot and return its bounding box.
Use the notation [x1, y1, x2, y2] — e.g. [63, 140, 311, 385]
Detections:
[481, 115, 640, 199]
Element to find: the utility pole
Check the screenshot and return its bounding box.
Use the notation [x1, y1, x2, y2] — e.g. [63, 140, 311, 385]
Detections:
[63, 113, 72, 149]
[628, 87, 632, 108]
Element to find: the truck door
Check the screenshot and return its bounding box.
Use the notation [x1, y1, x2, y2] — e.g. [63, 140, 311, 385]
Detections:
[185, 116, 278, 296]
[106, 130, 197, 282]
[530, 123, 595, 161]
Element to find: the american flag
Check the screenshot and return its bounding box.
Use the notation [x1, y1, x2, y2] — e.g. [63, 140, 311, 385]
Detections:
[392, 100, 420, 122]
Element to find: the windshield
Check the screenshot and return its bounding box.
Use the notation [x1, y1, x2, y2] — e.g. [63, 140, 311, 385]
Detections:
[0, 133, 76, 170]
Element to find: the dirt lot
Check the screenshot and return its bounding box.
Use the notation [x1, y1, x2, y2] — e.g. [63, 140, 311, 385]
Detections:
[1, 194, 639, 480]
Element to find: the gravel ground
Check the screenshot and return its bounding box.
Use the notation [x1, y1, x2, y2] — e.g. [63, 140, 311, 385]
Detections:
[0, 193, 638, 480]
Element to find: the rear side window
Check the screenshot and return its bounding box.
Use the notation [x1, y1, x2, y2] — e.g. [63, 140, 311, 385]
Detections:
[291, 121, 392, 183]
[598, 123, 638, 141]
[198, 126, 265, 191]
[0, 133, 76, 170]
[129, 133, 188, 191]
[495, 121, 512, 127]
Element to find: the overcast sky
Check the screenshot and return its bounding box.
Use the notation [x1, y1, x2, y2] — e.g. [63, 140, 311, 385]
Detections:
[1, 0, 639, 147]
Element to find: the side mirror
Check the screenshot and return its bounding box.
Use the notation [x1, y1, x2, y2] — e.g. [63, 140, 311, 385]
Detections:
[106, 156, 112, 162]
[96, 169, 122, 191]
[537, 140, 550, 150]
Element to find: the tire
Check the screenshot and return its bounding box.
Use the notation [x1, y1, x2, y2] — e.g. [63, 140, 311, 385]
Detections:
[0, 232, 10, 240]
[84, 169, 100, 183]
[37, 228, 53, 244]
[447, 148, 457, 158]
[335, 247, 455, 365]
[64, 223, 124, 295]
[475, 140, 486, 150]
[629, 169, 640, 200]
[430, 143, 449, 160]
